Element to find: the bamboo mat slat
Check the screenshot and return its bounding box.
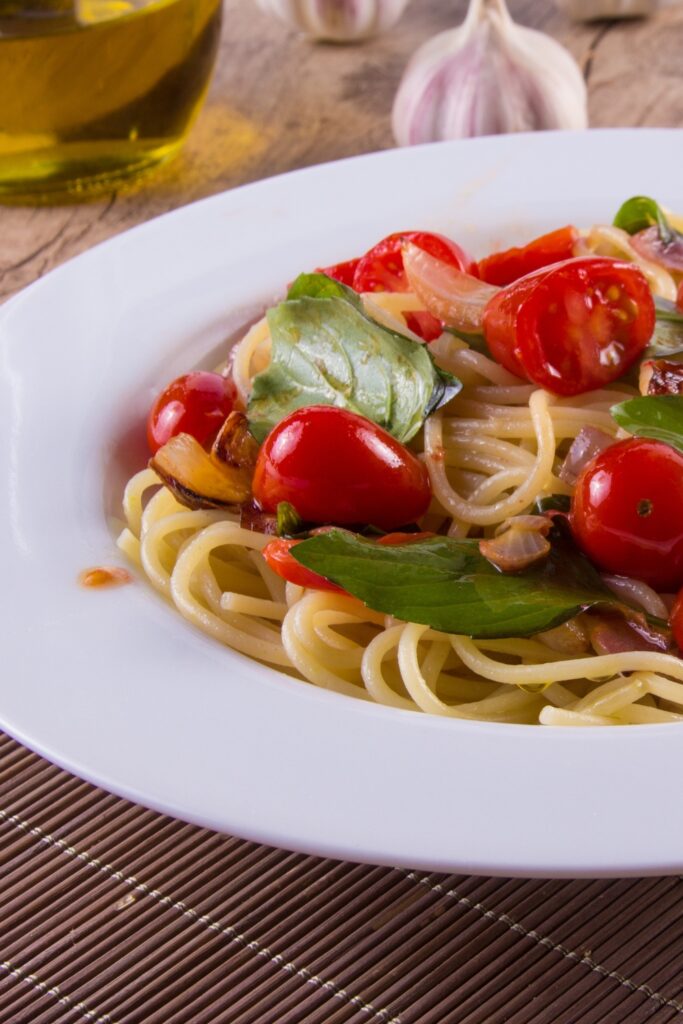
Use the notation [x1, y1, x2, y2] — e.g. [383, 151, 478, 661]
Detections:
[2, 731, 683, 1024]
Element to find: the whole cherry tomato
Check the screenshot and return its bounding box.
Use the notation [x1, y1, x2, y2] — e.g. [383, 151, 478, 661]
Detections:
[252, 406, 432, 530]
[147, 372, 237, 455]
[482, 257, 654, 396]
[570, 438, 683, 591]
[262, 538, 345, 592]
[477, 226, 578, 287]
[316, 257, 360, 287]
[352, 230, 477, 294]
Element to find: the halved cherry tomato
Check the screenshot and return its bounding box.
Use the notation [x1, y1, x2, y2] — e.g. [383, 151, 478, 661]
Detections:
[353, 230, 477, 294]
[482, 257, 655, 396]
[477, 226, 578, 287]
[316, 257, 360, 287]
[262, 537, 345, 592]
[252, 406, 431, 530]
[147, 372, 238, 455]
[402, 310, 443, 342]
[570, 438, 683, 591]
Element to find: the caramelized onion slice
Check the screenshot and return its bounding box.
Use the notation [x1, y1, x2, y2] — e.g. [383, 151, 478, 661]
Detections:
[558, 427, 614, 486]
[212, 411, 260, 469]
[150, 433, 252, 510]
[402, 242, 499, 333]
[479, 515, 551, 572]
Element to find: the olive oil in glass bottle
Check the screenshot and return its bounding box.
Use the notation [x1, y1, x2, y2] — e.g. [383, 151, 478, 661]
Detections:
[0, 0, 222, 200]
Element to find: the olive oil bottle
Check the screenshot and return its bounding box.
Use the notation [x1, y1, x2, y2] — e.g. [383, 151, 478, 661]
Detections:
[0, 0, 222, 200]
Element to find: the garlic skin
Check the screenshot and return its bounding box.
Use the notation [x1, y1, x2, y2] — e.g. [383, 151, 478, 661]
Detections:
[257, 0, 411, 42]
[392, 0, 587, 146]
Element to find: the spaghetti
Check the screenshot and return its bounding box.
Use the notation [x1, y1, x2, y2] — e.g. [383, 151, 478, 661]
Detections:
[119, 218, 683, 726]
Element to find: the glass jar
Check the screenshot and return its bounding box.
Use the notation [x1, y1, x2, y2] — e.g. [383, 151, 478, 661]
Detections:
[0, 0, 222, 201]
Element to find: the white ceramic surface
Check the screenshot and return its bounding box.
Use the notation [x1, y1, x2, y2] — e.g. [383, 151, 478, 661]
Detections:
[2, 129, 682, 877]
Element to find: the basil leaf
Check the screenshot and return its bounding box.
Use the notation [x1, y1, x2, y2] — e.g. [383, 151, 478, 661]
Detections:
[276, 501, 303, 537]
[611, 395, 683, 453]
[287, 273, 361, 305]
[292, 528, 617, 639]
[248, 277, 461, 443]
[613, 195, 674, 245]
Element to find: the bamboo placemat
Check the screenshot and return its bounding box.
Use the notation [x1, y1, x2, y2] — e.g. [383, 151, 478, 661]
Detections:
[2, 729, 683, 1024]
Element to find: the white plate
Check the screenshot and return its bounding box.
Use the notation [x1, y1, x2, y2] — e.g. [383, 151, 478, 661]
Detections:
[2, 129, 682, 878]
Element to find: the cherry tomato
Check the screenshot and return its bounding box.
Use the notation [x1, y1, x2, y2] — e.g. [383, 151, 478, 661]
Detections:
[570, 438, 683, 591]
[262, 538, 345, 592]
[677, 278, 683, 312]
[482, 257, 654, 396]
[352, 231, 477, 294]
[252, 406, 432, 530]
[477, 226, 578, 287]
[670, 589, 683, 650]
[147, 372, 237, 455]
[403, 310, 443, 342]
[316, 257, 360, 287]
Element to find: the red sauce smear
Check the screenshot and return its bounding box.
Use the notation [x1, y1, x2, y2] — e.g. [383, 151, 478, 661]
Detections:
[79, 566, 133, 588]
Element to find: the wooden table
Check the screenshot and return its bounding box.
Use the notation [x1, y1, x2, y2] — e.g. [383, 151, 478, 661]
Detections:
[2, 0, 683, 300]
[4, 6, 683, 1024]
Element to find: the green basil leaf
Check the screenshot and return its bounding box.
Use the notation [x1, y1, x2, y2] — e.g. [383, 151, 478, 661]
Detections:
[276, 501, 303, 537]
[613, 195, 674, 245]
[248, 277, 461, 443]
[287, 272, 361, 306]
[291, 528, 618, 639]
[611, 395, 683, 453]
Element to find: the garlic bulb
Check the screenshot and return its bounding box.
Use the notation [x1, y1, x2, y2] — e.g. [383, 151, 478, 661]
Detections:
[392, 0, 587, 146]
[257, 0, 411, 42]
[557, 0, 657, 20]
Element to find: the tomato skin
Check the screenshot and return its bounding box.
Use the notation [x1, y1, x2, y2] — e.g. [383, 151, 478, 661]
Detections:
[402, 310, 443, 342]
[352, 231, 477, 294]
[570, 438, 683, 591]
[146, 372, 237, 455]
[262, 538, 345, 592]
[478, 226, 578, 287]
[316, 257, 361, 287]
[482, 257, 655, 396]
[252, 406, 432, 530]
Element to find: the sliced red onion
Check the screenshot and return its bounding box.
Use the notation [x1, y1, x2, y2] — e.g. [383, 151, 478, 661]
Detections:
[479, 515, 551, 572]
[631, 226, 683, 273]
[601, 574, 670, 621]
[240, 502, 278, 535]
[588, 613, 671, 656]
[402, 241, 499, 333]
[558, 426, 614, 486]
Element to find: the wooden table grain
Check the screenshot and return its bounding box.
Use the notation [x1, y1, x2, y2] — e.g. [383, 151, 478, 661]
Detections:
[2, 0, 683, 301]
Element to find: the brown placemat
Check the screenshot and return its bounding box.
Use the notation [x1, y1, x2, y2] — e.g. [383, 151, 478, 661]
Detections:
[2, 730, 683, 1024]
